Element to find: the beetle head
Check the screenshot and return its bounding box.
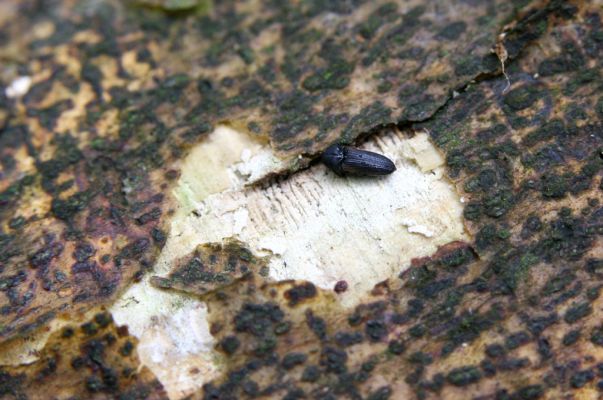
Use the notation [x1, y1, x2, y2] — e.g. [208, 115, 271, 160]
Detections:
[321, 144, 345, 174]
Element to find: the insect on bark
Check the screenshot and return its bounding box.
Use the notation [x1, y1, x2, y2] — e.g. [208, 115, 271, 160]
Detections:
[321, 144, 396, 176]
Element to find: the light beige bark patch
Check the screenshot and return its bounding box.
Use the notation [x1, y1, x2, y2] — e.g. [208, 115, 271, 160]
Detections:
[111, 125, 467, 399]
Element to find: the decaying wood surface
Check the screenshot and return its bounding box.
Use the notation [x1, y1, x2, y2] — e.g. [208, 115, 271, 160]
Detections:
[0, 0, 602, 398]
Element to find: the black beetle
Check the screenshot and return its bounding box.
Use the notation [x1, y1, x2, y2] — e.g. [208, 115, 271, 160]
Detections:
[321, 144, 396, 176]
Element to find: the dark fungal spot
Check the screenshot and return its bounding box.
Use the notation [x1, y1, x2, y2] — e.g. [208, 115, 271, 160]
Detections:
[408, 324, 425, 338]
[85, 375, 104, 393]
[283, 388, 305, 400]
[408, 351, 432, 365]
[27, 99, 74, 131]
[586, 259, 603, 275]
[73, 243, 95, 262]
[274, 321, 291, 335]
[302, 59, 354, 92]
[234, 302, 284, 337]
[334, 280, 348, 293]
[505, 331, 530, 350]
[320, 346, 347, 374]
[480, 359, 496, 377]
[61, 327, 75, 338]
[253, 336, 277, 357]
[463, 203, 482, 221]
[563, 302, 592, 324]
[306, 310, 327, 340]
[284, 282, 317, 306]
[591, 325, 603, 346]
[81, 322, 98, 336]
[29, 241, 64, 269]
[407, 298, 424, 316]
[453, 55, 483, 77]
[220, 336, 240, 355]
[541, 173, 568, 198]
[587, 286, 601, 301]
[521, 215, 543, 238]
[334, 331, 363, 347]
[341, 101, 392, 142]
[405, 366, 424, 386]
[119, 341, 134, 357]
[504, 85, 540, 111]
[366, 386, 393, 400]
[536, 337, 552, 361]
[446, 366, 482, 386]
[136, 207, 161, 225]
[71, 356, 85, 370]
[101, 367, 119, 390]
[151, 228, 166, 245]
[438, 21, 467, 40]
[23, 78, 53, 105]
[365, 319, 387, 342]
[495, 358, 530, 372]
[81, 62, 103, 97]
[242, 380, 259, 396]
[513, 384, 544, 400]
[94, 313, 111, 328]
[525, 313, 558, 336]
[281, 352, 307, 370]
[522, 119, 566, 148]
[538, 42, 585, 77]
[8, 217, 25, 230]
[483, 190, 515, 218]
[103, 333, 117, 346]
[542, 269, 575, 296]
[485, 343, 506, 358]
[476, 123, 508, 142]
[301, 365, 321, 382]
[570, 369, 595, 388]
[357, 3, 399, 40]
[388, 340, 405, 355]
[423, 372, 445, 393]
